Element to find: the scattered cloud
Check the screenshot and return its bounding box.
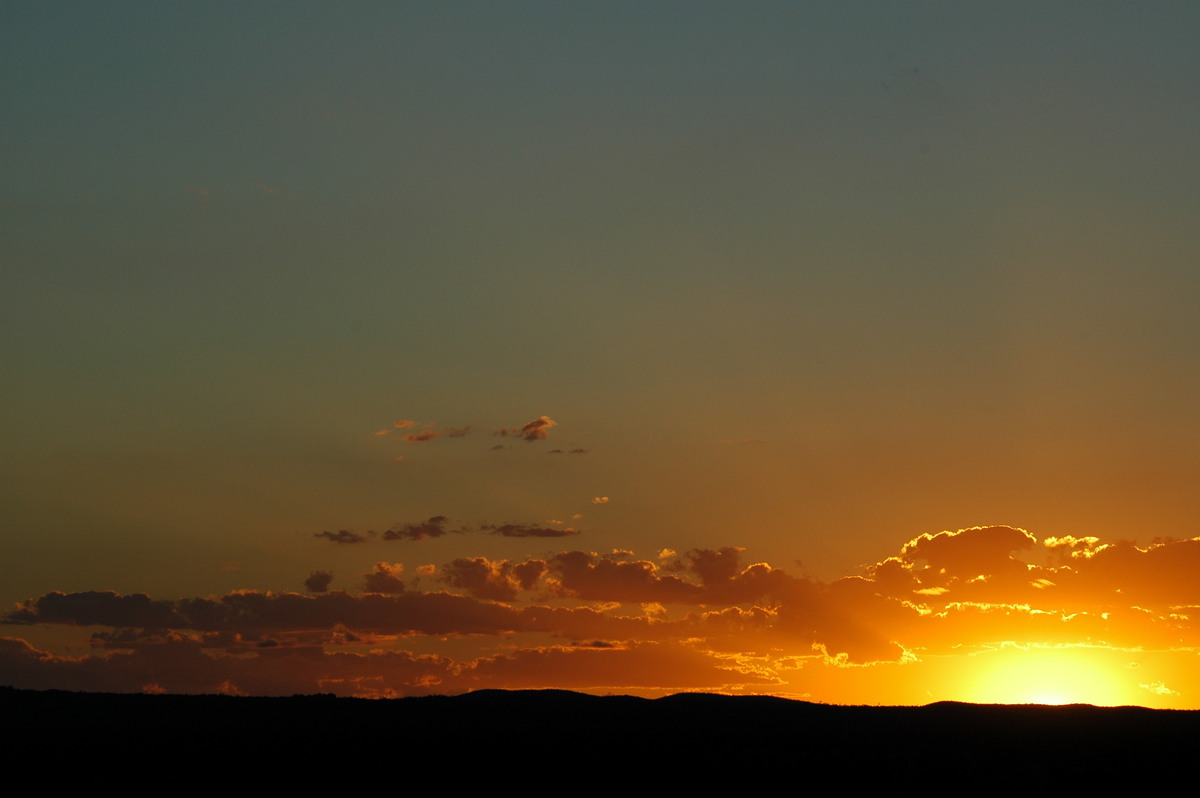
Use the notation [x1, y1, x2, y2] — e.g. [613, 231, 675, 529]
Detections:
[7, 527, 1200, 700]
[319, 517, 583, 544]
[382, 516, 454, 542]
[314, 530, 371, 545]
[405, 424, 473, 442]
[495, 416, 557, 441]
[483, 523, 580, 538]
[592, 496, 610, 504]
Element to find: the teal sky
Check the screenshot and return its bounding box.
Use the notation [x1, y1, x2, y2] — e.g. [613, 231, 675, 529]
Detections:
[3, 3, 1199, 702]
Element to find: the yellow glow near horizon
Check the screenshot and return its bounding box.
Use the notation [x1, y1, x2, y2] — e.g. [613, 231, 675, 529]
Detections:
[957, 644, 1140, 706]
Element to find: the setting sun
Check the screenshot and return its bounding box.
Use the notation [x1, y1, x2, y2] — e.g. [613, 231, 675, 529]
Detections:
[958, 645, 1139, 707]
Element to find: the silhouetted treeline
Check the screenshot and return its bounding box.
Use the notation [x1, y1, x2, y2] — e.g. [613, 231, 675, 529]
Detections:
[3, 686, 1195, 784]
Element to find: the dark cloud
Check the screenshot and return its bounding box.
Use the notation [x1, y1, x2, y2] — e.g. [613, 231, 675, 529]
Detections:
[3, 590, 182, 628]
[314, 530, 370, 544]
[320, 517, 579, 544]
[483, 523, 580, 538]
[363, 562, 405, 594]
[439, 557, 523, 601]
[546, 551, 704, 604]
[305, 571, 334, 593]
[401, 423, 474, 442]
[382, 516, 453, 542]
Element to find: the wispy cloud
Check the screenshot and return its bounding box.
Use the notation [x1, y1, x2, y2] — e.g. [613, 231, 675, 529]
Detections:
[482, 523, 580, 539]
[382, 516, 454, 542]
[314, 530, 372, 545]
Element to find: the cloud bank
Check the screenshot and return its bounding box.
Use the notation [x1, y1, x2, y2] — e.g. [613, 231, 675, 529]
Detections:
[4, 527, 1197, 702]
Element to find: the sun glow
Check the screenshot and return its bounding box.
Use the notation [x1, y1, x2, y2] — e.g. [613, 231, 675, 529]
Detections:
[958, 644, 1139, 706]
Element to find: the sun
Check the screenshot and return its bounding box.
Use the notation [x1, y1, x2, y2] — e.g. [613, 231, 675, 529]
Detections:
[957, 644, 1137, 706]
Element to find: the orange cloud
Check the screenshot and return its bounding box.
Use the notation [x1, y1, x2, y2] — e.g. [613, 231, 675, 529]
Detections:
[5, 528, 1199, 703]
[494, 415, 557, 441]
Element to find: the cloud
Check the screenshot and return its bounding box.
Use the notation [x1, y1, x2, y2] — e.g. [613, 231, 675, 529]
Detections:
[439, 557, 530, 601]
[495, 416, 557, 441]
[305, 572, 334, 593]
[363, 563, 405, 594]
[544, 551, 704, 604]
[7, 527, 1200, 701]
[592, 496, 610, 504]
[393, 421, 474, 442]
[319, 517, 580, 544]
[405, 425, 473, 442]
[315, 530, 371, 545]
[483, 523, 580, 538]
[382, 516, 454, 542]
[3, 590, 183, 629]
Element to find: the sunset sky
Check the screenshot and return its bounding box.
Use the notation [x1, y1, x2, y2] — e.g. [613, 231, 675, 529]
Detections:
[3, 2, 1199, 707]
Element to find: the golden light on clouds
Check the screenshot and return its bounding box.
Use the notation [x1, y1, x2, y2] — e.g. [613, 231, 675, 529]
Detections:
[3, 526, 1198, 705]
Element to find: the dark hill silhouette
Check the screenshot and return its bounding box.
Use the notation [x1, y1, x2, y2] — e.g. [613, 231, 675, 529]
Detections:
[2, 686, 1194, 785]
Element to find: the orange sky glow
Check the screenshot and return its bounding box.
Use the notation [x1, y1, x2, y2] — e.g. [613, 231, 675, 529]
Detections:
[3, 4, 1199, 707]
[4, 526, 1197, 707]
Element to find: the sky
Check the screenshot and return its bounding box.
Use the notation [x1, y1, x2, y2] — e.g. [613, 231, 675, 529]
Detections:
[2, 1, 1199, 706]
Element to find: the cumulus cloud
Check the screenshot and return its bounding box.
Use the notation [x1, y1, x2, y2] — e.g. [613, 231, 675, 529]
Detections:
[7, 527, 1200, 701]
[439, 558, 525, 601]
[495, 416, 557, 441]
[363, 562, 405, 594]
[592, 496, 609, 504]
[305, 571, 334, 593]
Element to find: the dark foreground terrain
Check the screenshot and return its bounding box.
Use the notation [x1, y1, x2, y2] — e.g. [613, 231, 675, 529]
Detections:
[3, 686, 1195, 784]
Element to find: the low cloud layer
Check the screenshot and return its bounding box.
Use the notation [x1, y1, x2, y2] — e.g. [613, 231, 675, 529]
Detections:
[4, 527, 1198, 702]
